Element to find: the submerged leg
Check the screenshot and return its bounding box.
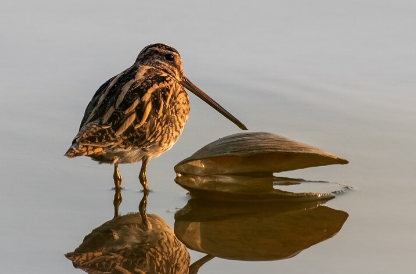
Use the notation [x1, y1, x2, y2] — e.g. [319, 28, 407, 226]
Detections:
[113, 187, 122, 219]
[113, 164, 122, 190]
[139, 157, 150, 192]
[139, 191, 149, 230]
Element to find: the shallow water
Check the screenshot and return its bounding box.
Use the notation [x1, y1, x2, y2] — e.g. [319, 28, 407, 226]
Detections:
[1, 0, 415, 273]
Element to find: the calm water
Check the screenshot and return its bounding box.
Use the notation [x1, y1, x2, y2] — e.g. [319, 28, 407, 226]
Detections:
[1, 0, 415, 273]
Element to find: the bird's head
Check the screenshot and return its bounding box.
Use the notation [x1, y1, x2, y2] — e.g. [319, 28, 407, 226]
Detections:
[136, 43, 248, 130]
[135, 43, 184, 81]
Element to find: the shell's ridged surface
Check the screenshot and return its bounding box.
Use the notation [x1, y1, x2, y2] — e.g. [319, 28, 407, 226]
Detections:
[175, 132, 348, 175]
[66, 213, 190, 274]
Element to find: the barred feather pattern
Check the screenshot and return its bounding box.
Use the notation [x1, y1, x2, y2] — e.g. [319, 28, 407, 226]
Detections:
[65, 64, 190, 164]
[65, 213, 190, 274]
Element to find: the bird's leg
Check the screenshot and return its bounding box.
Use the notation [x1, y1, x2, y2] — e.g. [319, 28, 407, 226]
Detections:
[113, 187, 122, 219]
[139, 157, 150, 192]
[113, 163, 122, 190]
[139, 190, 149, 230]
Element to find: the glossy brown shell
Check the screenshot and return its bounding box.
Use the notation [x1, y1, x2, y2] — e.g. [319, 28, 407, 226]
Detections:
[175, 132, 348, 176]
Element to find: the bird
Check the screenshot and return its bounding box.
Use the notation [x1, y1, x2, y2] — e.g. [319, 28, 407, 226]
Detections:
[65, 43, 247, 192]
[66, 192, 191, 274]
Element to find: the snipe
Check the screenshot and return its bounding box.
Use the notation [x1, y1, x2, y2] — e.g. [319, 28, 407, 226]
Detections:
[65, 43, 247, 192]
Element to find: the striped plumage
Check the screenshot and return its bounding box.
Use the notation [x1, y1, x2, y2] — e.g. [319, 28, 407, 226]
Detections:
[65, 43, 247, 191]
[66, 213, 190, 274]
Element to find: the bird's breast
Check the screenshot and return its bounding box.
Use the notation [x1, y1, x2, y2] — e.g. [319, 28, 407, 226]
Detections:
[111, 79, 190, 163]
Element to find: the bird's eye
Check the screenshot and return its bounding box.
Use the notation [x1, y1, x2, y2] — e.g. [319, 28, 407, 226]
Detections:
[164, 54, 175, 61]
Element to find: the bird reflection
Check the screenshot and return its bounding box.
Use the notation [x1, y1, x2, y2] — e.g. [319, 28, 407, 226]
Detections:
[175, 197, 348, 263]
[66, 191, 190, 274]
[67, 177, 349, 273]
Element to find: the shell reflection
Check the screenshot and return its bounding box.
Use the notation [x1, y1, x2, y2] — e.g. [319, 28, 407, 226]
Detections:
[176, 175, 350, 202]
[175, 198, 348, 261]
[66, 191, 190, 274]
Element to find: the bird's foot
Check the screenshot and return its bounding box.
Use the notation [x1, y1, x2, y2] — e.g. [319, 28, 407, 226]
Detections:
[139, 171, 149, 193]
[113, 164, 123, 189]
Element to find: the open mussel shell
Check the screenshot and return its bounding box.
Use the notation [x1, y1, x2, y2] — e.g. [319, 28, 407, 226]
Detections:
[175, 132, 348, 176]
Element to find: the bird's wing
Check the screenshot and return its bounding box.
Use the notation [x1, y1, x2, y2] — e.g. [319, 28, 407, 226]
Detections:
[78, 76, 116, 130]
[78, 65, 140, 130]
[66, 249, 147, 273]
[72, 68, 176, 150]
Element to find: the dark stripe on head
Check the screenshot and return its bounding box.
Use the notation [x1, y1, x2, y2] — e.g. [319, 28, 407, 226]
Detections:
[136, 43, 179, 62]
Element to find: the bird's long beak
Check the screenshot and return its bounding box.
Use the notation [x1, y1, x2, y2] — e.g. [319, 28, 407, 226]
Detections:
[181, 76, 248, 130]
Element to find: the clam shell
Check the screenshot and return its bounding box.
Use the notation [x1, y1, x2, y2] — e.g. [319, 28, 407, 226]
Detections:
[175, 132, 348, 176]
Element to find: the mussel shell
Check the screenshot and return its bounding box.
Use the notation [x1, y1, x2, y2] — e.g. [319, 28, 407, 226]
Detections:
[175, 132, 348, 176]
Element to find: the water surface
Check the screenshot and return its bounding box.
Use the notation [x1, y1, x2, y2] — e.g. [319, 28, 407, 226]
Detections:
[1, 0, 415, 273]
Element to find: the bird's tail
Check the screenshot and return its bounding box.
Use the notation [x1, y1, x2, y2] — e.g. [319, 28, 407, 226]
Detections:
[64, 143, 105, 158]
